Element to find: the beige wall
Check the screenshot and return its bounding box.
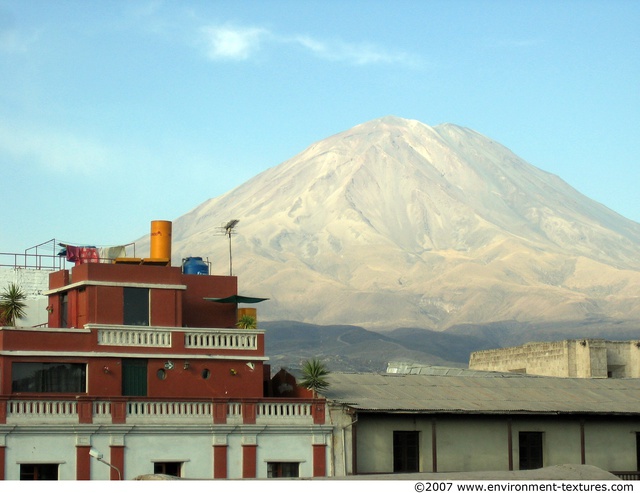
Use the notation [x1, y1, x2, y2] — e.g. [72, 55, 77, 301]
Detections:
[342, 413, 640, 475]
[436, 418, 510, 472]
[469, 339, 640, 378]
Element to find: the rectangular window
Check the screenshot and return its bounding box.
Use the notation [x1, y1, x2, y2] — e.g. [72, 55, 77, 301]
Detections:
[122, 358, 148, 397]
[123, 287, 149, 326]
[519, 432, 544, 470]
[393, 431, 420, 473]
[636, 432, 640, 472]
[12, 363, 86, 393]
[20, 464, 59, 480]
[267, 462, 299, 478]
[153, 462, 182, 477]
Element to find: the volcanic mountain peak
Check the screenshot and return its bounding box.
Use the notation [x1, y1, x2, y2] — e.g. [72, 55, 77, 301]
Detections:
[154, 116, 640, 330]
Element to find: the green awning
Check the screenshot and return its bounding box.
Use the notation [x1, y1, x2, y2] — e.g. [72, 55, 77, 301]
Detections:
[204, 295, 269, 304]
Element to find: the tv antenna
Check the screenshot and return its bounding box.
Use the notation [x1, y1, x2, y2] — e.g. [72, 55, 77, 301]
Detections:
[218, 219, 239, 275]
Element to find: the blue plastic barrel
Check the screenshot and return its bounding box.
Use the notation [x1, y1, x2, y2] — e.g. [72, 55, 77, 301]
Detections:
[182, 257, 209, 275]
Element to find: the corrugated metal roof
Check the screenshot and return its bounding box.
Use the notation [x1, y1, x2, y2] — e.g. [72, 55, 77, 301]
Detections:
[322, 372, 640, 415]
[386, 362, 533, 377]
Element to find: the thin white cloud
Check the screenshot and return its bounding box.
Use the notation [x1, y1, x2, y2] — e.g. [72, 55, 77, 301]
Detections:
[0, 123, 110, 174]
[198, 22, 418, 66]
[294, 35, 417, 66]
[200, 24, 268, 60]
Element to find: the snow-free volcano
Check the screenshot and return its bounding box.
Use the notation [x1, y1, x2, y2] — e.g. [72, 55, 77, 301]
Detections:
[143, 116, 640, 330]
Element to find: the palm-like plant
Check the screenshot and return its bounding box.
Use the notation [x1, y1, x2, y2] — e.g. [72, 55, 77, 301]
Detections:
[0, 283, 27, 327]
[300, 359, 330, 397]
[235, 314, 257, 329]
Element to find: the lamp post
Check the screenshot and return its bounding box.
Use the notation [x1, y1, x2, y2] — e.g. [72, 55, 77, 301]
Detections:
[89, 448, 122, 480]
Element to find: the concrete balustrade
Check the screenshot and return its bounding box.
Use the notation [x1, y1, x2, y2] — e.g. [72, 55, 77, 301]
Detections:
[184, 331, 258, 350]
[91, 325, 260, 351]
[97, 328, 172, 347]
[0, 397, 325, 426]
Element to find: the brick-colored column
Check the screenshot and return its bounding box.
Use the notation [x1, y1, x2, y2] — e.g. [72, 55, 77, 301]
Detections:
[242, 402, 256, 424]
[313, 444, 326, 477]
[77, 398, 93, 424]
[242, 444, 257, 478]
[0, 398, 6, 425]
[213, 445, 228, 478]
[312, 400, 325, 424]
[76, 445, 91, 480]
[111, 399, 127, 424]
[213, 402, 227, 424]
[0, 446, 5, 480]
[110, 445, 124, 480]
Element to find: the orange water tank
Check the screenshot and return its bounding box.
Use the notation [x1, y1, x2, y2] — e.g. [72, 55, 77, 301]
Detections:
[150, 220, 172, 260]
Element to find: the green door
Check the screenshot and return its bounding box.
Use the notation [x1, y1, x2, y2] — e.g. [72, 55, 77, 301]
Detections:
[122, 358, 148, 396]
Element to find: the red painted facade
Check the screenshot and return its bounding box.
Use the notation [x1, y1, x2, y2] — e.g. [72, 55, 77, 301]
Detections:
[0, 261, 268, 400]
[0, 233, 329, 480]
[47, 263, 238, 330]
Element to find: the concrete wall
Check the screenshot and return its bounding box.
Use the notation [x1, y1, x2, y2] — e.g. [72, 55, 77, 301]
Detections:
[348, 413, 639, 475]
[0, 268, 49, 327]
[469, 341, 571, 376]
[469, 339, 640, 378]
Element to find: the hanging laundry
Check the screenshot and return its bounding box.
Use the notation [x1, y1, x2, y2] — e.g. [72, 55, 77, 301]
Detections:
[64, 245, 81, 263]
[98, 245, 126, 261]
[58, 244, 99, 265]
[78, 247, 99, 264]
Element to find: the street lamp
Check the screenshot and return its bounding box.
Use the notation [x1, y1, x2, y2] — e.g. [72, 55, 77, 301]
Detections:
[89, 447, 122, 480]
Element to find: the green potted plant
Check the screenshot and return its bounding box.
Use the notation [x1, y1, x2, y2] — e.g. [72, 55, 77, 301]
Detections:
[0, 283, 27, 327]
[235, 314, 257, 329]
[300, 359, 330, 397]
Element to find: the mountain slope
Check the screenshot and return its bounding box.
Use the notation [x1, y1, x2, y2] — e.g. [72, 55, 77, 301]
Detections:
[142, 116, 640, 330]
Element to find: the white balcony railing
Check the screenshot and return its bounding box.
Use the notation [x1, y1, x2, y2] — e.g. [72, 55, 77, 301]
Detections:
[125, 401, 213, 423]
[184, 331, 258, 350]
[4, 398, 321, 426]
[257, 402, 313, 423]
[7, 399, 78, 422]
[89, 325, 260, 351]
[97, 328, 171, 347]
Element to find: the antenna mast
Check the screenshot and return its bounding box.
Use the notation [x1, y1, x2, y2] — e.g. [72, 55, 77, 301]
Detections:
[221, 219, 239, 276]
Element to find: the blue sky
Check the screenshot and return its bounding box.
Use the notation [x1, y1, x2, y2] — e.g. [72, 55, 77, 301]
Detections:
[1, 0, 638, 256]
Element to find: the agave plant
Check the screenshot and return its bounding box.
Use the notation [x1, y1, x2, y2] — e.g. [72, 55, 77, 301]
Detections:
[0, 283, 27, 327]
[235, 314, 257, 329]
[300, 359, 330, 397]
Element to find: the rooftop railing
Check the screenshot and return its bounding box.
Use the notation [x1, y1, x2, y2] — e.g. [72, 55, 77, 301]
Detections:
[0, 240, 137, 270]
[0, 239, 67, 270]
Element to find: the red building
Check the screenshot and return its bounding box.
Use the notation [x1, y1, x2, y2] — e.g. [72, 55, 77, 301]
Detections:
[0, 221, 330, 480]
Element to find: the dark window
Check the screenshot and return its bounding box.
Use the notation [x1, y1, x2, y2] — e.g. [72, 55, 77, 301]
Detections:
[20, 464, 59, 480]
[122, 358, 148, 396]
[267, 462, 299, 478]
[123, 287, 149, 326]
[12, 363, 86, 393]
[393, 431, 419, 473]
[60, 293, 68, 328]
[154, 462, 182, 477]
[519, 432, 544, 470]
[636, 433, 640, 471]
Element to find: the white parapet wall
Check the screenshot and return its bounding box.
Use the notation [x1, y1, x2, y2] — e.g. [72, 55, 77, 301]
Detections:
[0, 268, 50, 327]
